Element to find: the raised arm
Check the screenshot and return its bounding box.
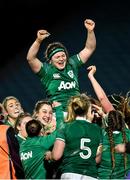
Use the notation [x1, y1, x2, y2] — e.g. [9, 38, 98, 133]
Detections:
[79, 19, 96, 63]
[87, 65, 114, 113]
[26, 30, 50, 73]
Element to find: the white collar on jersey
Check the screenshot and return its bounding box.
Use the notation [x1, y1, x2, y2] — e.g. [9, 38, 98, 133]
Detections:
[113, 131, 120, 134]
[75, 116, 91, 123]
[17, 133, 26, 140]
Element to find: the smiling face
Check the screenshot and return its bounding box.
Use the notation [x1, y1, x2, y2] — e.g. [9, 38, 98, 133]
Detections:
[50, 51, 67, 70]
[5, 99, 23, 120]
[36, 104, 53, 126]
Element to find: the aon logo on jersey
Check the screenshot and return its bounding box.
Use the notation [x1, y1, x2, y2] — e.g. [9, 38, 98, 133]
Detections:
[21, 151, 32, 161]
[58, 81, 76, 91]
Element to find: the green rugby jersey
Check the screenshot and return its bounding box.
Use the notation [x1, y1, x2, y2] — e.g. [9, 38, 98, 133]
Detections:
[20, 105, 64, 179]
[16, 134, 26, 144]
[56, 119, 102, 178]
[36, 54, 83, 111]
[98, 128, 130, 179]
[20, 133, 56, 179]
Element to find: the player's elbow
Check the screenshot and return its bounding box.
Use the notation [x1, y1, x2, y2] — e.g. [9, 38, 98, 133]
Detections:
[52, 152, 62, 161]
[26, 53, 32, 62]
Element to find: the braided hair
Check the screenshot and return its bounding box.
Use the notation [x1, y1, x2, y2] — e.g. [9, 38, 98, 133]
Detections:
[108, 91, 130, 128]
[107, 110, 127, 174]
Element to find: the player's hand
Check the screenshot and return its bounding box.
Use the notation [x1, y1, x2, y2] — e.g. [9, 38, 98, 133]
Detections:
[36, 29, 50, 43]
[84, 19, 95, 31]
[87, 65, 96, 78]
[45, 151, 52, 160]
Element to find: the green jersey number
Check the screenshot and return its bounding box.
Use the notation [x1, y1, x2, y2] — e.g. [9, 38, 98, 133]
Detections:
[79, 138, 91, 159]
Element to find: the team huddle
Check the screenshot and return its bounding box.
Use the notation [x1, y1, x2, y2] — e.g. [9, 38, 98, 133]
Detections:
[0, 18, 130, 180]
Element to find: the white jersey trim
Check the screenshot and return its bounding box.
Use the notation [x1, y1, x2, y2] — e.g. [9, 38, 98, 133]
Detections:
[77, 54, 82, 62]
[56, 137, 65, 142]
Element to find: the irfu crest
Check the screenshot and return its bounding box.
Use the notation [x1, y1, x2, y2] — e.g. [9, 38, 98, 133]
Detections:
[67, 70, 74, 78]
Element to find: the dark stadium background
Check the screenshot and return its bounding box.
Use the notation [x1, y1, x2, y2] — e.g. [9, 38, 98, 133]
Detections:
[0, 0, 130, 113]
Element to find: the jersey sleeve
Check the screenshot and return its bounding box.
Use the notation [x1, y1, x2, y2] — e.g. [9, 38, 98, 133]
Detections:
[69, 54, 84, 72]
[56, 124, 66, 142]
[36, 63, 47, 78]
[39, 132, 57, 150]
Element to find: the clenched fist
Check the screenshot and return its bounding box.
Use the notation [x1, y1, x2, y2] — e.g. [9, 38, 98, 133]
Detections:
[36, 29, 50, 43]
[84, 19, 95, 31]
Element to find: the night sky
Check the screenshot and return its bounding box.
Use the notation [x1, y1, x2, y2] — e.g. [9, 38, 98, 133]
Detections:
[1, 0, 129, 62]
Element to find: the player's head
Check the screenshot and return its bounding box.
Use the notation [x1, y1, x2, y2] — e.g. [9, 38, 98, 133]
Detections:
[26, 119, 43, 137]
[14, 112, 32, 138]
[45, 42, 69, 70]
[32, 100, 53, 126]
[2, 96, 24, 121]
[66, 94, 91, 122]
[107, 110, 125, 131]
[108, 92, 130, 127]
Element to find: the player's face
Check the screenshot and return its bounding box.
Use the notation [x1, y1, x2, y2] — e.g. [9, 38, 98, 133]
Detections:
[50, 51, 67, 70]
[36, 104, 53, 126]
[6, 99, 23, 119]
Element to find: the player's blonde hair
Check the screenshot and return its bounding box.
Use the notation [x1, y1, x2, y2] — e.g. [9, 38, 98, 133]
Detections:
[65, 94, 91, 122]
